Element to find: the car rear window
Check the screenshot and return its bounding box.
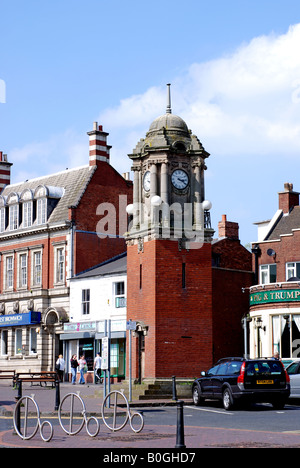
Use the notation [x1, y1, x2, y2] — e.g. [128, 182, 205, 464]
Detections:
[245, 361, 284, 377]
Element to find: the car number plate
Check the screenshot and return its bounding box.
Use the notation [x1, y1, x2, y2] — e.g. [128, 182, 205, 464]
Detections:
[257, 380, 274, 385]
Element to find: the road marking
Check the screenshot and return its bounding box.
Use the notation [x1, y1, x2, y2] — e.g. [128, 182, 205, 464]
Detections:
[186, 405, 234, 415]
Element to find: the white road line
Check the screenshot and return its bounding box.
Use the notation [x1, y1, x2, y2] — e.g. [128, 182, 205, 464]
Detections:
[186, 405, 234, 416]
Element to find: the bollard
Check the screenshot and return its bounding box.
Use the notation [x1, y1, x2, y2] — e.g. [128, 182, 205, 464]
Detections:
[55, 378, 60, 411]
[175, 400, 186, 449]
[172, 375, 177, 401]
[15, 379, 22, 433]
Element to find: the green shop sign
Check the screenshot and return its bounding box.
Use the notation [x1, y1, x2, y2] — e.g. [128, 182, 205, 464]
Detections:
[250, 289, 300, 305]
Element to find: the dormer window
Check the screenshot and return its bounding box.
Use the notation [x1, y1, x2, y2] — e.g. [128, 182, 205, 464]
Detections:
[7, 192, 19, 231]
[37, 198, 47, 225]
[9, 204, 18, 230]
[20, 189, 33, 228]
[23, 201, 32, 227]
[0, 207, 5, 232]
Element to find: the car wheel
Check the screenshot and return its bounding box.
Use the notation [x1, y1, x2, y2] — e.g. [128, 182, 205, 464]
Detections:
[192, 385, 204, 406]
[222, 388, 234, 411]
[272, 399, 286, 410]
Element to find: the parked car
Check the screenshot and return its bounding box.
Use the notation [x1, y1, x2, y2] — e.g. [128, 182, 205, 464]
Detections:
[192, 357, 290, 410]
[286, 361, 300, 398]
[282, 358, 300, 369]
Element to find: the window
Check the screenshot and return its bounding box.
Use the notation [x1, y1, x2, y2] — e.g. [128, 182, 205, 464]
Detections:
[182, 263, 186, 289]
[56, 248, 65, 283]
[82, 289, 90, 315]
[207, 365, 220, 376]
[33, 251, 42, 286]
[9, 205, 18, 230]
[37, 198, 47, 225]
[0, 207, 5, 232]
[23, 201, 32, 228]
[19, 254, 27, 288]
[6, 256, 13, 289]
[15, 329, 22, 355]
[1, 330, 8, 355]
[272, 314, 300, 358]
[114, 281, 126, 308]
[30, 328, 37, 354]
[260, 264, 277, 284]
[286, 262, 300, 280]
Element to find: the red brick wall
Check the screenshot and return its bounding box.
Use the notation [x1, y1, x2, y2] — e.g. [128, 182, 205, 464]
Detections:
[253, 230, 300, 283]
[212, 268, 253, 362]
[212, 238, 252, 271]
[127, 239, 213, 379]
[72, 161, 132, 274]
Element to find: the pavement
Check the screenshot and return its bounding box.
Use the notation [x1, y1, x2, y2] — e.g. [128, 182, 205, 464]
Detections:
[1, 380, 300, 449]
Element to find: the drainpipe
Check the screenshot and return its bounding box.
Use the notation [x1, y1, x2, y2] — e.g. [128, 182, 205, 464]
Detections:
[251, 244, 261, 285]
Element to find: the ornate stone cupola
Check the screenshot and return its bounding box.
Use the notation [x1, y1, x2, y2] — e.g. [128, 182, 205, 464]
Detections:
[126, 84, 213, 247]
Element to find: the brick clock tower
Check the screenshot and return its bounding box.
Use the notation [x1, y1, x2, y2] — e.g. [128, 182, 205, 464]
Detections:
[126, 85, 214, 380]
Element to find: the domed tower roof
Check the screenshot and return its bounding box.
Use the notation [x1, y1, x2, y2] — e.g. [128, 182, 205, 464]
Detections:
[129, 84, 209, 158]
[146, 84, 190, 139]
[148, 113, 189, 135]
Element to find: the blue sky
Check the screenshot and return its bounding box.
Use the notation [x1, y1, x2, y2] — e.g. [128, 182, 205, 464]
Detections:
[1, 0, 300, 244]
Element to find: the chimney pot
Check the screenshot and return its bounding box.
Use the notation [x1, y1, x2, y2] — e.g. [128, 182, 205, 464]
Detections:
[279, 182, 299, 213]
[87, 123, 111, 166]
[218, 214, 239, 240]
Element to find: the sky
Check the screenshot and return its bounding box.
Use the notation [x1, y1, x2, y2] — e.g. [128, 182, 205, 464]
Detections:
[1, 0, 300, 245]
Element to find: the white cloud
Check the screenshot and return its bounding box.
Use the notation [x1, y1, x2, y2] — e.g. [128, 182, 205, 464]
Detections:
[10, 129, 87, 183]
[10, 23, 300, 190]
[98, 24, 300, 161]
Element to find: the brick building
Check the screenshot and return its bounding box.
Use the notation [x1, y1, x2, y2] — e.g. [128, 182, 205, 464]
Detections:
[0, 123, 132, 373]
[250, 183, 300, 360]
[126, 87, 253, 381]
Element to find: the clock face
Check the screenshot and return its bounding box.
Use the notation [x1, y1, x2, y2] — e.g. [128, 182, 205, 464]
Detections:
[171, 169, 189, 190]
[143, 171, 150, 192]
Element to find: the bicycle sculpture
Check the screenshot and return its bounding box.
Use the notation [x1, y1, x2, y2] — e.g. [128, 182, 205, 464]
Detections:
[13, 394, 53, 442]
[102, 390, 144, 433]
[58, 392, 100, 437]
[13, 390, 144, 443]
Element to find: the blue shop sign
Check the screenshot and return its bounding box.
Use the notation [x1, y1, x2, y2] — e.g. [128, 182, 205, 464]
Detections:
[0, 312, 41, 328]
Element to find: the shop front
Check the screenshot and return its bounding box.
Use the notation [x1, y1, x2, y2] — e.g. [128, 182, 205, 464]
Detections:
[0, 312, 42, 372]
[61, 319, 126, 382]
[249, 283, 300, 360]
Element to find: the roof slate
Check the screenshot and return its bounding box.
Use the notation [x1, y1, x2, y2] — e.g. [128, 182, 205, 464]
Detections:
[74, 253, 127, 279]
[2, 165, 95, 224]
[266, 206, 300, 240]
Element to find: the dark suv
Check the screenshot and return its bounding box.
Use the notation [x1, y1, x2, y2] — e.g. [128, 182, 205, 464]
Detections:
[192, 357, 290, 410]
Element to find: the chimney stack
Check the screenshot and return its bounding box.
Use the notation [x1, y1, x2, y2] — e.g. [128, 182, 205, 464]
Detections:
[87, 122, 111, 166]
[278, 183, 299, 214]
[0, 151, 12, 192]
[218, 214, 239, 240]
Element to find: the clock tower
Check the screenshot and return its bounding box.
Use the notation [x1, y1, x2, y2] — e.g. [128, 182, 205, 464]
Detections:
[126, 85, 215, 380]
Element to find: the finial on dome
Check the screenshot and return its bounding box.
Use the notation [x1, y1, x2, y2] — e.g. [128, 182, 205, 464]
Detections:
[166, 83, 172, 114]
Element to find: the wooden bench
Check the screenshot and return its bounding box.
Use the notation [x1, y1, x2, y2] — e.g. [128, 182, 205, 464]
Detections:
[14, 371, 57, 387]
[0, 370, 16, 384]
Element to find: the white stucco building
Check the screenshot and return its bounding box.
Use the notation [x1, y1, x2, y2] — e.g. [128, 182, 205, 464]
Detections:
[61, 253, 127, 380]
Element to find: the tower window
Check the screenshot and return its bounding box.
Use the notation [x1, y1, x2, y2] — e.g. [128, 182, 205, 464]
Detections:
[182, 263, 186, 289]
[140, 264, 142, 290]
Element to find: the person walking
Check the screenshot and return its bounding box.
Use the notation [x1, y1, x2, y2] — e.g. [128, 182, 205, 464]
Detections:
[78, 355, 87, 384]
[70, 354, 79, 384]
[94, 352, 102, 384]
[56, 354, 65, 382]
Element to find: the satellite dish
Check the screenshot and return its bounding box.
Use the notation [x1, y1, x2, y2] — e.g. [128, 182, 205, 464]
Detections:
[267, 248, 276, 257]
